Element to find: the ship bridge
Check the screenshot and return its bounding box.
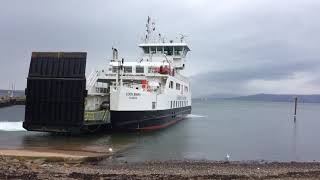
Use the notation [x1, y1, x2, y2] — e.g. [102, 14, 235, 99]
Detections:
[138, 16, 191, 70]
[138, 43, 190, 70]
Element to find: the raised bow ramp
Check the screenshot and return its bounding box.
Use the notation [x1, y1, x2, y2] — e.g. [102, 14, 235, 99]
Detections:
[23, 52, 109, 133]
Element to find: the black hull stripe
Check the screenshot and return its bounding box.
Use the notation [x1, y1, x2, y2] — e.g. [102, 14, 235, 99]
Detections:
[111, 106, 191, 129]
[137, 117, 185, 131]
[113, 107, 191, 126]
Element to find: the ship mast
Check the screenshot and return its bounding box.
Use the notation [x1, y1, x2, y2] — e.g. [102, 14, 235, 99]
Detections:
[144, 16, 157, 43]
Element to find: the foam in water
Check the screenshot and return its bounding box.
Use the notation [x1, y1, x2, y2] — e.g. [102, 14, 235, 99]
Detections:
[187, 114, 206, 118]
[0, 121, 25, 131]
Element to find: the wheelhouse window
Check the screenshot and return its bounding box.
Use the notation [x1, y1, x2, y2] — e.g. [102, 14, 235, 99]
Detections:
[164, 46, 173, 56]
[176, 83, 180, 90]
[150, 46, 156, 54]
[124, 66, 132, 73]
[157, 46, 163, 54]
[174, 46, 183, 56]
[136, 66, 144, 73]
[142, 47, 149, 54]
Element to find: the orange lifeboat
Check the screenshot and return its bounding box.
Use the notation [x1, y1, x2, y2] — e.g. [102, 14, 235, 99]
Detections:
[152, 67, 160, 73]
[162, 65, 170, 74]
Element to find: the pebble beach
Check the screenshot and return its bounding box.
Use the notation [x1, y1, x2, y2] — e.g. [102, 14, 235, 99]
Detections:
[2, 155, 320, 179]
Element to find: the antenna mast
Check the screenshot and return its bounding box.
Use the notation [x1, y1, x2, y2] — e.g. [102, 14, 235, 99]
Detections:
[145, 16, 156, 43]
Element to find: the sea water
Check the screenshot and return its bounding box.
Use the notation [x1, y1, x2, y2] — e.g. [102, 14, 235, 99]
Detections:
[1, 100, 320, 162]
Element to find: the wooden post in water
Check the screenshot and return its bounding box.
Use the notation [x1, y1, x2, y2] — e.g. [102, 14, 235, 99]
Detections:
[294, 97, 298, 123]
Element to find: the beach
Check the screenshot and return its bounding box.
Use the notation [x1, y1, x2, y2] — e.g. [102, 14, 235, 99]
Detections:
[1, 154, 320, 179]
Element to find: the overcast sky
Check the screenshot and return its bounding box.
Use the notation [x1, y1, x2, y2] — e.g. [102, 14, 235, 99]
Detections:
[0, 0, 319, 97]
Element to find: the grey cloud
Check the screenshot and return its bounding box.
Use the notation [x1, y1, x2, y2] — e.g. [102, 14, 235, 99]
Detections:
[0, 0, 319, 96]
[193, 62, 315, 82]
[191, 60, 320, 97]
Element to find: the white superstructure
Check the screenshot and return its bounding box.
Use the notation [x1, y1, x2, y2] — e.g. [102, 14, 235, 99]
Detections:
[84, 17, 192, 129]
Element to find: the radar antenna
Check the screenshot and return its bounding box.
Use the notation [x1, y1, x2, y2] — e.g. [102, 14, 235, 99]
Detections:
[179, 33, 188, 42]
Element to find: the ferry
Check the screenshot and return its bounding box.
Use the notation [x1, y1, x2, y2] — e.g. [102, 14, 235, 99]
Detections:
[23, 17, 191, 133]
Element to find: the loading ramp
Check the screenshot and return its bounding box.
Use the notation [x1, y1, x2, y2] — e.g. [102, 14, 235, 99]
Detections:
[23, 52, 110, 133]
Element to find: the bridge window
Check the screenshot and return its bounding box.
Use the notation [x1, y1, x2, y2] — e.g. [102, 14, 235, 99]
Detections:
[157, 46, 163, 54]
[124, 66, 132, 73]
[174, 46, 183, 56]
[164, 46, 173, 56]
[136, 66, 144, 73]
[151, 47, 156, 54]
[142, 47, 149, 54]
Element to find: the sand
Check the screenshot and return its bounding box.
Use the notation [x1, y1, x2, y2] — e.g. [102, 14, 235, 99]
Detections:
[0, 149, 110, 162]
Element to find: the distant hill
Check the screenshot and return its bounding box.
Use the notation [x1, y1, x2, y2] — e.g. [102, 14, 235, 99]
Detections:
[201, 93, 241, 99]
[194, 93, 320, 103]
[227, 94, 320, 103]
[0, 89, 24, 97]
[192, 93, 241, 102]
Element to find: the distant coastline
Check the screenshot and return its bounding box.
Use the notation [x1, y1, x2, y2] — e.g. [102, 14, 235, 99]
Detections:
[194, 93, 320, 103]
[0, 90, 24, 97]
[2, 90, 320, 103]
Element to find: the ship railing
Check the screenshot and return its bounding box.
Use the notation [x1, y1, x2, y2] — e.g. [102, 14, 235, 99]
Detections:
[87, 70, 101, 92]
[104, 72, 168, 80]
[173, 73, 188, 82]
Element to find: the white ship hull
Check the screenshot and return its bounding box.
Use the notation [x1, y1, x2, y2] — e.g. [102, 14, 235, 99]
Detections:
[109, 79, 191, 130]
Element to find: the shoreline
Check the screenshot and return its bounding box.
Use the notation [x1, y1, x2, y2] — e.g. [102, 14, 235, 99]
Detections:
[0, 142, 134, 163]
[1, 154, 320, 179]
[0, 149, 111, 163]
